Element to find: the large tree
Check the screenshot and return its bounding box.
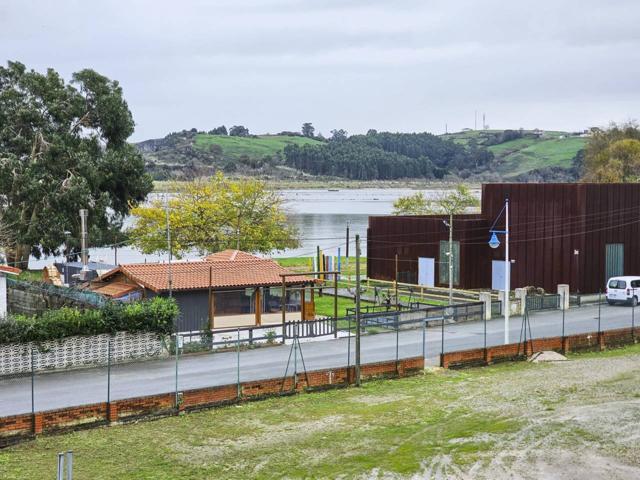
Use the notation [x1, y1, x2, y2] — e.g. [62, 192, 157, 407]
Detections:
[0, 61, 153, 268]
[583, 122, 640, 182]
[128, 173, 300, 256]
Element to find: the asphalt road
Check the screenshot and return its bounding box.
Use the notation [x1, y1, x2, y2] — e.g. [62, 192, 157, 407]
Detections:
[0, 303, 636, 417]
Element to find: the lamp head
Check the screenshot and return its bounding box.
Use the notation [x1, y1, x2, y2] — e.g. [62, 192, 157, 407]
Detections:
[489, 232, 500, 249]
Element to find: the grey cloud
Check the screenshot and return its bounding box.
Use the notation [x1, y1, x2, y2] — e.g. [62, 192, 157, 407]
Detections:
[1, 0, 639, 140]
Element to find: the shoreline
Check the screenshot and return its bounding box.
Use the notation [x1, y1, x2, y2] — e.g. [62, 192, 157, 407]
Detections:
[153, 178, 481, 192]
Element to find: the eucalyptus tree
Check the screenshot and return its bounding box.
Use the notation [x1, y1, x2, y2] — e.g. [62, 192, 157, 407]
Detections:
[0, 61, 152, 268]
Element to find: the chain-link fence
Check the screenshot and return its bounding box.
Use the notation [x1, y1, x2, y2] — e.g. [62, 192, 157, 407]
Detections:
[2, 297, 639, 444]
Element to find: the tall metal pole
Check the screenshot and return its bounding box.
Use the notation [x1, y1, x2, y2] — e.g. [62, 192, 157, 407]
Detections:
[449, 212, 453, 306]
[504, 198, 510, 345]
[562, 292, 566, 339]
[236, 328, 241, 398]
[355, 234, 361, 386]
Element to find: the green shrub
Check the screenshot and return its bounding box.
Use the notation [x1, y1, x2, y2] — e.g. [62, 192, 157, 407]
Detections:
[0, 297, 178, 345]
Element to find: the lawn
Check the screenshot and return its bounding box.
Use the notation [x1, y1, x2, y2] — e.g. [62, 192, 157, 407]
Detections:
[2, 344, 639, 479]
[193, 134, 322, 160]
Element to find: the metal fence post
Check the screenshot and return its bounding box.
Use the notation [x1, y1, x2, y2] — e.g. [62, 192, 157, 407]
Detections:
[175, 334, 180, 410]
[632, 299, 636, 342]
[66, 450, 73, 480]
[440, 313, 445, 367]
[347, 316, 351, 383]
[236, 328, 241, 399]
[562, 292, 566, 339]
[395, 314, 400, 375]
[422, 319, 426, 360]
[107, 339, 112, 406]
[57, 452, 64, 480]
[598, 290, 602, 334]
[31, 348, 35, 418]
[293, 326, 298, 390]
[483, 304, 487, 350]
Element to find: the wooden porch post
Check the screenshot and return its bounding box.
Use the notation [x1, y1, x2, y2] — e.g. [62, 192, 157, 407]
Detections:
[255, 287, 262, 326]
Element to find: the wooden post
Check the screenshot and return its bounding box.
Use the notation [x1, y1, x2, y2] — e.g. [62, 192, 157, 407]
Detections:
[208, 266, 214, 330]
[281, 277, 287, 341]
[255, 287, 262, 326]
[301, 285, 306, 321]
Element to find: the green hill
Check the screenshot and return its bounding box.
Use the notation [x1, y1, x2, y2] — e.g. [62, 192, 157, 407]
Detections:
[442, 129, 586, 180]
[193, 134, 321, 159]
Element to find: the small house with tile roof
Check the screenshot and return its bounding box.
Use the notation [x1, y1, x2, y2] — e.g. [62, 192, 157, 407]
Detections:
[92, 250, 316, 331]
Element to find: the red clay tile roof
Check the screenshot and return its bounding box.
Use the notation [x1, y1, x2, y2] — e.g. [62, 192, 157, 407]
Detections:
[99, 258, 312, 292]
[0, 265, 21, 275]
[203, 250, 263, 262]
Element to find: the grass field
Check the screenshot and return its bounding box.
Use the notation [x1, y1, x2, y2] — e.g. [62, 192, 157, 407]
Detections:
[193, 134, 322, 159]
[3, 344, 639, 479]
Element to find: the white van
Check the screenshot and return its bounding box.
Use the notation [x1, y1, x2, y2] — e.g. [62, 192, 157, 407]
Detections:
[606, 276, 640, 306]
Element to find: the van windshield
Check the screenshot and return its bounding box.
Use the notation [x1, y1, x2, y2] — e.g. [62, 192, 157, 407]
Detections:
[609, 279, 627, 289]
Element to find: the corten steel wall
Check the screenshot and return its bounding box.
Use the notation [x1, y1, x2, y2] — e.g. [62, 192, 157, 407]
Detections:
[367, 214, 489, 289]
[482, 183, 640, 293]
[368, 183, 640, 293]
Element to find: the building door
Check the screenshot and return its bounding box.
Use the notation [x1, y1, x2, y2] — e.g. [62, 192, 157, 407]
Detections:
[418, 257, 435, 287]
[605, 244, 624, 282]
[492, 260, 510, 291]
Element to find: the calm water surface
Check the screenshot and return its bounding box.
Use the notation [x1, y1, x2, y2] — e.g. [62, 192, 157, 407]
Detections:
[28, 188, 455, 267]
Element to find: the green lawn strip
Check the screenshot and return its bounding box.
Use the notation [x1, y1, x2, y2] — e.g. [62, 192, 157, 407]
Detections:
[3, 345, 640, 479]
[0, 368, 523, 479]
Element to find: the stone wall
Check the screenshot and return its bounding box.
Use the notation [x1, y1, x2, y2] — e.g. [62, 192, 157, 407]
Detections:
[0, 331, 168, 376]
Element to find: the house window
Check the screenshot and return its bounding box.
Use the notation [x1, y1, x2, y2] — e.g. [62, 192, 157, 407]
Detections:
[439, 240, 460, 286]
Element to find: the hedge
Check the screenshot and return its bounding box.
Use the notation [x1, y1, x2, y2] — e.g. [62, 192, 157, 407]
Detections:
[0, 297, 179, 345]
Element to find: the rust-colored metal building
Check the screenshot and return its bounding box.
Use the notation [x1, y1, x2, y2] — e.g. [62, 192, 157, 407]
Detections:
[367, 183, 640, 293]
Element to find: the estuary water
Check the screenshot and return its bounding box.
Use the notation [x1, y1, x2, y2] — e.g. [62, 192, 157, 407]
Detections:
[27, 188, 454, 268]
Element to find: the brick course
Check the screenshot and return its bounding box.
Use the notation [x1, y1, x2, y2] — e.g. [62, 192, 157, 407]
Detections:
[0, 356, 424, 446]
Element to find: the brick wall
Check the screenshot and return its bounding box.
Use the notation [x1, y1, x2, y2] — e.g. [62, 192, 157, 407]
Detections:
[441, 327, 637, 369]
[0, 356, 424, 446]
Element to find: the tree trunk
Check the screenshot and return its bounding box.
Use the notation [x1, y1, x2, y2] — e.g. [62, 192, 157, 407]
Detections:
[5, 244, 30, 270]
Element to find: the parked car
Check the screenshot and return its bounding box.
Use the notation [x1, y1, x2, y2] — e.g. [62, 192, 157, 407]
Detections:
[605, 276, 640, 306]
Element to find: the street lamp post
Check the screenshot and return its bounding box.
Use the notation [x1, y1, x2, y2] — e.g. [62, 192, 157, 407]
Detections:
[489, 197, 510, 344]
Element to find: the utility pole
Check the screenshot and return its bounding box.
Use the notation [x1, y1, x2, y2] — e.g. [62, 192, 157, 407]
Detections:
[165, 197, 173, 297]
[355, 234, 361, 386]
[448, 212, 453, 305]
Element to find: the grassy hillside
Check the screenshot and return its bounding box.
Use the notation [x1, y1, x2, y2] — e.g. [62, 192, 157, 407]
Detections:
[443, 129, 586, 179]
[193, 134, 322, 159]
[491, 136, 586, 177]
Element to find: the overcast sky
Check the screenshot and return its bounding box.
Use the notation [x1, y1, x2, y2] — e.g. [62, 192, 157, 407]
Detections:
[2, 0, 640, 141]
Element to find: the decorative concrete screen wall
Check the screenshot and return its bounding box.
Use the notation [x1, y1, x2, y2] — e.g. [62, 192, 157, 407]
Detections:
[0, 331, 168, 376]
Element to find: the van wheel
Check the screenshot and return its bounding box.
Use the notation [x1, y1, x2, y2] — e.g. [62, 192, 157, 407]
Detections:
[632, 297, 638, 307]
[607, 300, 615, 306]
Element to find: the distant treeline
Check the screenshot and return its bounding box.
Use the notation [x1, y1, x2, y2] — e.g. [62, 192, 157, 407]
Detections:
[283, 131, 493, 180]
